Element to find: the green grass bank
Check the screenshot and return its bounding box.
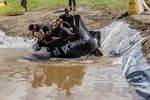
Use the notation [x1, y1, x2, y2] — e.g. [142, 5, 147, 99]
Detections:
[0, 0, 128, 14]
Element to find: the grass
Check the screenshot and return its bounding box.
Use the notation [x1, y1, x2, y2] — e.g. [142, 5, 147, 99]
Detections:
[0, 0, 128, 14]
[89, 0, 128, 9]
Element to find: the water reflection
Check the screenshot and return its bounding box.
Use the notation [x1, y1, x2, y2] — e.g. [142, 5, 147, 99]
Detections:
[0, 49, 135, 100]
[31, 64, 85, 97]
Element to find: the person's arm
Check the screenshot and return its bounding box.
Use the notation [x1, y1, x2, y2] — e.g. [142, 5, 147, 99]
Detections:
[39, 29, 45, 40]
[49, 18, 59, 25]
[32, 30, 40, 39]
[67, 31, 76, 35]
[71, 16, 79, 32]
[72, 17, 76, 26]
[63, 28, 75, 35]
[63, 21, 73, 32]
[71, 15, 76, 26]
[44, 37, 61, 44]
[67, 27, 73, 32]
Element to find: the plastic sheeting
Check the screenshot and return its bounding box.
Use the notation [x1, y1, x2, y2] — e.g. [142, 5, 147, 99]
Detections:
[100, 20, 150, 100]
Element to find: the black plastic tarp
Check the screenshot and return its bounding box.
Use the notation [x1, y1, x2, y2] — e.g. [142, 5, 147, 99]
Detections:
[38, 15, 102, 58]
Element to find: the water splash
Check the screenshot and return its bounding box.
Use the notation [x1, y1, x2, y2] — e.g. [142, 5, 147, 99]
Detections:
[0, 30, 36, 49]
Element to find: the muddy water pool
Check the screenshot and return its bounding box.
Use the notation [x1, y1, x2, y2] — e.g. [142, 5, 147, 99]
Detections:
[0, 48, 137, 100]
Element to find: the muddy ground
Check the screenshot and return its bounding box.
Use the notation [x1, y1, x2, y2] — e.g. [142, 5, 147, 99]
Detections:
[0, 5, 150, 62]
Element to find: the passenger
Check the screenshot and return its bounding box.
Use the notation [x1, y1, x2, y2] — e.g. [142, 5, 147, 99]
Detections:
[52, 19, 76, 37]
[29, 24, 56, 50]
[39, 26, 60, 46]
[29, 21, 75, 51]
[50, 8, 76, 29]
[29, 24, 48, 41]
[60, 8, 75, 26]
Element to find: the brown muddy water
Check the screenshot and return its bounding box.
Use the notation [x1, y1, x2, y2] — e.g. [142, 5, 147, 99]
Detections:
[0, 48, 137, 100]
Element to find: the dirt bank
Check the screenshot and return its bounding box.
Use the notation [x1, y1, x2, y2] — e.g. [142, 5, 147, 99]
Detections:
[123, 15, 150, 62]
[0, 5, 150, 62]
[0, 5, 126, 37]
